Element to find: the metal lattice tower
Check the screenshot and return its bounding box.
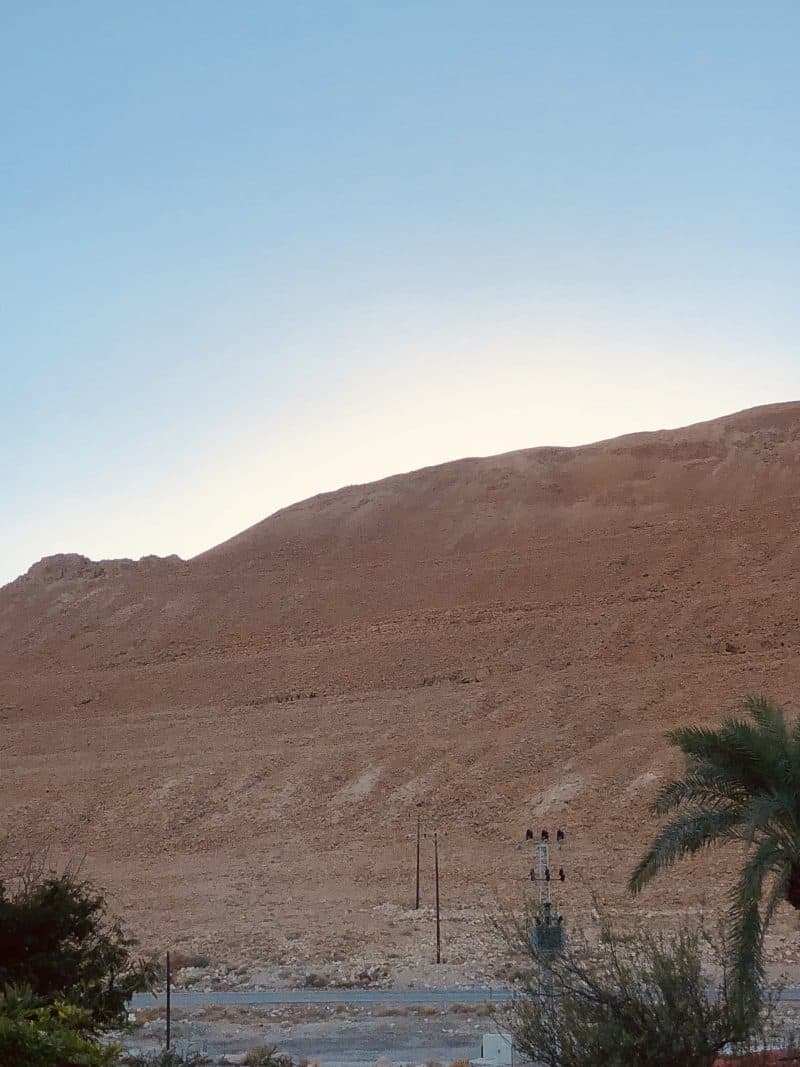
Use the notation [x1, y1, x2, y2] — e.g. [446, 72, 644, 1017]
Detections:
[517, 827, 568, 1036]
[535, 841, 551, 907]
[521, 828, 566, 958]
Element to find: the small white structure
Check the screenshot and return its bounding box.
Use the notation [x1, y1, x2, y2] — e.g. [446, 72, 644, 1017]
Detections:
[471, 1030, 515, 1066]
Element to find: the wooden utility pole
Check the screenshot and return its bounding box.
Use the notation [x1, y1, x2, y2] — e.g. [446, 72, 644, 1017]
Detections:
[434, 830, 441, 964]
[415, 815, 421, 909]
[165, 951, 171, 1051]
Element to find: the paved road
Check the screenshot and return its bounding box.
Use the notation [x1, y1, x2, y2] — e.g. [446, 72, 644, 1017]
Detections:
[130, 987, 513, 1008]
[131, 984, 800, 1009]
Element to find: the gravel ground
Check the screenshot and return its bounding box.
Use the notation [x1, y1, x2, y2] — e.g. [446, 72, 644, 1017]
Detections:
[121, 1001, 504, 1065]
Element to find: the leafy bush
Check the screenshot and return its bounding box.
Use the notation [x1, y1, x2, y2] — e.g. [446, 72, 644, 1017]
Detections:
[0, 983, 119, 1067]
[501, 906, 766, 1067]
[0, 861, 157, 1029]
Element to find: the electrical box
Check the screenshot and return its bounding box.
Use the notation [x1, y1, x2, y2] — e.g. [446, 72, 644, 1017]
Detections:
[478, 1031, 514, 1065]
[530, 922, 566, 954]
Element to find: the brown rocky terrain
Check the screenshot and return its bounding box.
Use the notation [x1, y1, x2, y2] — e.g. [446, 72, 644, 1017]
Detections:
[3, 401, 800, 974]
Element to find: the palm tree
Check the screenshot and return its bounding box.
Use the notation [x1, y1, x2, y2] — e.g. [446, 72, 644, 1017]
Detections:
[628, 696, 800, 995]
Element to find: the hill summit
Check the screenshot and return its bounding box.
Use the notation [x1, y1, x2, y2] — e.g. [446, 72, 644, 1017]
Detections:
[3, 401, 800, 965]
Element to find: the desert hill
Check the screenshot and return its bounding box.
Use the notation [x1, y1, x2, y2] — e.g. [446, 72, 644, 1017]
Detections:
[2, 401, 800, 970]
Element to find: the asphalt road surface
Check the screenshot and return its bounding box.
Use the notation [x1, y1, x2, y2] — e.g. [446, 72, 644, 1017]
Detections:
[131, 987, 513, 1008]
[131, 984, 800, 1009]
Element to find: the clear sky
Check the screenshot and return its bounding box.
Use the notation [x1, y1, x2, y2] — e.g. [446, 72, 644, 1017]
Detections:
[2, 1, 798, 586]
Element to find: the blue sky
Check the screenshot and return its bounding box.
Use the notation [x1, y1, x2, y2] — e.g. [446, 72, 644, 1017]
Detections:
[2, 1, 798, 585]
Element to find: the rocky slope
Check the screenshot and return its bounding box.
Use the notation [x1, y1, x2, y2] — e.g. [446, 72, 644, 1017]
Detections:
[2, 401, 800, 968]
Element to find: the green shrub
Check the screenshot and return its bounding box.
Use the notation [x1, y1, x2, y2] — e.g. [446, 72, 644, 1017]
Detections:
[502, 907, 764, 1067]
[0, 862, 157, 1029]
[0, 983, 118, 1067]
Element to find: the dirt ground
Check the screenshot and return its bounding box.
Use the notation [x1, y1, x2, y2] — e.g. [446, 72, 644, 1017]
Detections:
[122, 1001, 498, 1065]
[119, 993, 800, 1066]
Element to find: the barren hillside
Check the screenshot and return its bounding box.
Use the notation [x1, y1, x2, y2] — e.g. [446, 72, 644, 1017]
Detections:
[3, 402, 800, 969]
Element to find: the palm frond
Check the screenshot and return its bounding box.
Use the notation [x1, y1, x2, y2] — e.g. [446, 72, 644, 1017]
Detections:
[628, 805, 742, 895]
[669, 708, 795, 800]
[789, 716, 800, 786]
[728, 897, 764, 1014]
[727, 836, 787, 994]
[651, 767, 749, 817]
[733, 792, 789, 844]
[762, 865, 792, 930]
[666, 724, 733, 762]
[718, 719, 793, 794]
[745, 696, 789, 746]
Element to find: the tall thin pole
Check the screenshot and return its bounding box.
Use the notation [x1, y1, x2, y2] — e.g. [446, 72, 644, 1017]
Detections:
[434, 830, 441, 964]
[415, 815, 421, 910]
[165, 951, 171, 1051]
